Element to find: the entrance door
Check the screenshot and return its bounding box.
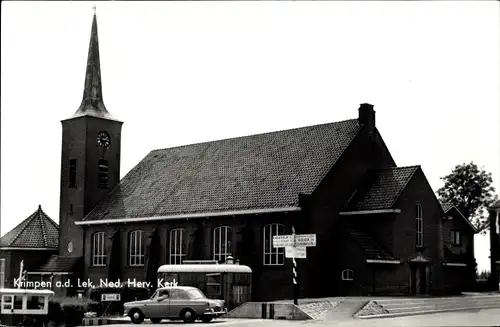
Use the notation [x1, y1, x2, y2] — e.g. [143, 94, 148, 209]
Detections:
[419, 266, 427, 294]
[410, 264, 429, 295]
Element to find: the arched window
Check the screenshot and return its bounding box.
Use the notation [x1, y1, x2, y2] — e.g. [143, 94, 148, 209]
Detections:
[92, 232, 106, 266]
[263, 224, 285, 266]
[170, 228, 187, 264]
[98, 159, 109, 189]
[416, 204, 423, 247]
[129, 230, 144, 266]
[342, 269, 354, 281]
[213, 226, 232, 263]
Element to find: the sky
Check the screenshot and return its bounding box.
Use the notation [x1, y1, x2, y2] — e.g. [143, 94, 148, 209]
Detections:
[1, 1, 499, 272]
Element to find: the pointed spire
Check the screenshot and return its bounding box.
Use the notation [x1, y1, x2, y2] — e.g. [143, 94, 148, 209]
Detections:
[72, 8, 116, 121]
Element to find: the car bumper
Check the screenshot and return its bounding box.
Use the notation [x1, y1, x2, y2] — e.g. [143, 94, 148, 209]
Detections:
[204, 308, 228, 317]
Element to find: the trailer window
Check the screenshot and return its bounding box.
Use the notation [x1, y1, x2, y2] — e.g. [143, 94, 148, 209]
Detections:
[14, 295, 23, 310]
[27, 296, 44, 310]
[2, 295, 13, 310]
[206, 273, 221, 295]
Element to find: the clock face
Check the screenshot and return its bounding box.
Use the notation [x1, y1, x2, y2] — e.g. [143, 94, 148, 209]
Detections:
[97, 131, 111, 147]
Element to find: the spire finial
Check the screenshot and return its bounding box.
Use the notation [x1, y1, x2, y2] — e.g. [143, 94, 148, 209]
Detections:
[71, 7, 115, 120]
[93, 5, 96, 15]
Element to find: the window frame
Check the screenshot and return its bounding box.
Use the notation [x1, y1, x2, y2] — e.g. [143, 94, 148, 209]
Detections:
[169, 228, 187, 265]
[213, 226, 233, 263]
[98, 159, 109, 189]
[129, 230, 145, 267]
[92, 232, 106, 267]
[450, 229, 462, 246]
[341, 269, 354, 281]
[263, 223, 285, 266]
[416, 204, 423, 248]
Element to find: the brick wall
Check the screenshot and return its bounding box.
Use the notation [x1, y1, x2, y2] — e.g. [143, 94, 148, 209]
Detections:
[0, 250, 56, 287]
[60, 116, 122, 258]
[302, 128, 396, 298]
[83, 212, 300, 301]
[393, 168, 446, 294]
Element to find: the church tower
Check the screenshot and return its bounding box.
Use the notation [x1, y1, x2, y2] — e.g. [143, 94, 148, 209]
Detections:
[59, 10, 123, 257]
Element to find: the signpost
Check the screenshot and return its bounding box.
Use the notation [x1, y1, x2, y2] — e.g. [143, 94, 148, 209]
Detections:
[273, 229, 316, 305]
[101, 293, 121, 302]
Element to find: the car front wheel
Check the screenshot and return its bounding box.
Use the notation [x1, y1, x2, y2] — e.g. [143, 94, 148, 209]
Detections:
[129, 309, 145, 324]
[200, 316, 213, 323]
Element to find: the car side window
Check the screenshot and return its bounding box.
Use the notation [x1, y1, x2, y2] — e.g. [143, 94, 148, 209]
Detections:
[170, 289, 189, 300]
[158, 290, 169, 298]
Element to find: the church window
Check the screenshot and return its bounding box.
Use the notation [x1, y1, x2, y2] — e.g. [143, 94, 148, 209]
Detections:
[263, 223, 285, 266]
[451, 230, 461, 246]
[342, 269, 354, 281]
[129, 230, 144, 266]
[92, 232, 106, 266]
[169, 228, 187, 265]
[416, 204, 423, 247]
[98, 159, 109, 189]
[213, 226, 232, 263]
[69, 159, 77, 188]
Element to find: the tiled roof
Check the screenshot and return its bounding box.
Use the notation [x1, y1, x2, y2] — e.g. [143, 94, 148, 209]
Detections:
[0, 205, 59, 249]
[440, 202, 453, 213]
[83, 119, 362, 221]
[440, 203, 478, 233]
[34, 255, 80, 272]
[346, 166, 420, 211]
[348, 229, 395, 260]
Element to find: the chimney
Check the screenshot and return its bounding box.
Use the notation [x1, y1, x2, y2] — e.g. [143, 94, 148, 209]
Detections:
[358, 103, 376, 139]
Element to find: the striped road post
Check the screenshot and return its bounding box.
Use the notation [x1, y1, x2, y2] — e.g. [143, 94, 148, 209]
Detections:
[292, 226, 298, 305]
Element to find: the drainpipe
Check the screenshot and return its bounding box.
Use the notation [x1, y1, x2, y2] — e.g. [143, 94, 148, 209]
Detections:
[0, 258, 5, 288]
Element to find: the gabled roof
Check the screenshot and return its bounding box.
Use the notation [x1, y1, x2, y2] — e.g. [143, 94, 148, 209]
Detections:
[441, 202, 453, 213]
[82, 119, 362, 222]
[491, 199, 500, 210]
[348, 229, 395, 260]
[0, 205, 59, 249]
[34, 255, 80, 273]
[440, 202, 478, 233]
[345, 166, 420, 211]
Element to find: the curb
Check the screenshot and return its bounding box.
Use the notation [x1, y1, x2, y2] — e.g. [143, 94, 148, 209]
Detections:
[227, 302, 313, 320]
[82, 317, 129, 325]
[356, 305, 500, 319]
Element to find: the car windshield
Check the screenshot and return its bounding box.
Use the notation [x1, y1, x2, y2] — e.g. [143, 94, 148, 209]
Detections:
[187, 289, 206, 299]
[150, 291, 158, 299]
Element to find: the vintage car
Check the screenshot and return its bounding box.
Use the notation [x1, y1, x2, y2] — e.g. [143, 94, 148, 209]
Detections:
[123, 286, 227, 324]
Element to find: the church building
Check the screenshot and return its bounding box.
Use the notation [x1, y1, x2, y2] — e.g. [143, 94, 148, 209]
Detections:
[4, 12, 477, 300]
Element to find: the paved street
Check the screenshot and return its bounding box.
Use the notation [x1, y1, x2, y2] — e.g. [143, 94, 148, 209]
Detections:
[108, 308, 500, 327]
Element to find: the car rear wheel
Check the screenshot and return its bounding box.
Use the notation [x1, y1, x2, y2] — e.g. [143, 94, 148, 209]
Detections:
[129, 309, 145, 324]
[150, 318, 162, 324]
[181, 308, 197, 323]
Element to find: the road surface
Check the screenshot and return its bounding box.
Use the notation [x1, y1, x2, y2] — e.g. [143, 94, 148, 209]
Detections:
[109, 308, 500, 327]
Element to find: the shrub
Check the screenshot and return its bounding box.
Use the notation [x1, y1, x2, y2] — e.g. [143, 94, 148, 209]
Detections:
[47, 296, 98, 327]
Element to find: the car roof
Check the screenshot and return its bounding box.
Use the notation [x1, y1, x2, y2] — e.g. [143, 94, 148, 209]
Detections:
[157, 286, 199, 291]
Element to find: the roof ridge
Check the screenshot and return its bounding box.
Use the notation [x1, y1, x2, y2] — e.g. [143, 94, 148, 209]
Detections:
[7, 209, 39, 247]
[150, 118, 359, 153]
[371, 165, 421, 172]
[38, 207, 49, 247]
